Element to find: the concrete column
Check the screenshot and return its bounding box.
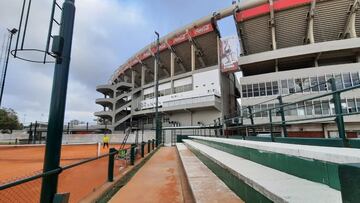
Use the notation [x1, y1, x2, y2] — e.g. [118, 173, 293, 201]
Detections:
[141, 65, 146, 86]
[170, 52, 175, 77]
[191, 44, 196, 71]
[131, 70, 136, 88]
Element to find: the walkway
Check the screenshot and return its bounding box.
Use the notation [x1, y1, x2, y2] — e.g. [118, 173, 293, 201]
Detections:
[109, 147, 194, 203]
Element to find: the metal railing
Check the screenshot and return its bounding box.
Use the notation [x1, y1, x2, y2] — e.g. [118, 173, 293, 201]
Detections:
[222, 78, 360, 146]
[0, 139, 159, 202]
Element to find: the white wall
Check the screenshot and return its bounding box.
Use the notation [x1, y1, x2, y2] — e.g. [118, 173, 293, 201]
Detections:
[141, 69, 221, 109]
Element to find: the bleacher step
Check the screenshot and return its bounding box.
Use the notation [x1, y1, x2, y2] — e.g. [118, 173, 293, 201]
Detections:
[183, 139, 341, 203]
[176, 143, 243, 203]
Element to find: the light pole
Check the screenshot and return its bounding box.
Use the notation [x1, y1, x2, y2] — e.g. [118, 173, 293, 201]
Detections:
[0, 28, 18, 107]
[154, 31, 160, 146]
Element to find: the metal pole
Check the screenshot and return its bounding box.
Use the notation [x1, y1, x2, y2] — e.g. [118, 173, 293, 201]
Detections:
[33, 121, 38, 144]
[247, 106, 255, 136]
[0, 29, 17, 107]
[154, 31, 160, 147]
[28, 122, 33, 144]
[277, 96, 288, 137]
[329, 78, 347, 145]
[108, 148, 116, 182]
[269, 109, 274, 142]
[40, 1, 76, 202]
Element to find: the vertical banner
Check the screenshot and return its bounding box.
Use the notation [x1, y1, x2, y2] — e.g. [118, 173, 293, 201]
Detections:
[220, 35, 240, 73]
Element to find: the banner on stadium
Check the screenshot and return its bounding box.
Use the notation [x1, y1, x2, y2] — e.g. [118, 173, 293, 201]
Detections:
[220, 35, 240, 73]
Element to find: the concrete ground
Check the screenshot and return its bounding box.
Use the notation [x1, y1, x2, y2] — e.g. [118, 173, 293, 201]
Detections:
[109, 147, 194, 203]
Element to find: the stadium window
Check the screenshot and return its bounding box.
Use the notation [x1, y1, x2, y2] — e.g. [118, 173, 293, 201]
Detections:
[302, 77, 310, 92]
[275, 103, 281, 116]
[268, 103, 276, 116]
[261, 104, 268, 117]
[322, 100, 330, 115]
[318, 76, 326, 91]
[281, 80, 288, 95]
[253, 84, 259, 97]
[288, 104, 297, 116]
[247, 84, 253, 97]
[325, 74, 334, 90]
[347, 99, 356, 113]
[272, 81, 279, 95]
[295, 78, 302, 92]
[254, 105, 261, 117]
[352, 72, 360, 86]
[242, 85, 247, 98]
[266, 82, 272, 96]
[343, 73, 352, 88]
[297, 102, 305, 116]
[305, 101, 313, 115]
[341, 99, 347, 113]
[242, 106, 248, 117]
[314, 101, 322, 115]
[310, 77, 319, 92]
[260, 83, 266, 96]
[356, 98, 360, 112]
[288, 79, 295, 93]
[335, 74, 343, 90]
[330, 100, 335, 115]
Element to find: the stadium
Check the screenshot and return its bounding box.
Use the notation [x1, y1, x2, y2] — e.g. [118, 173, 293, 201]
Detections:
[2, 0, 360, 202]
[95, 0, 360, 138]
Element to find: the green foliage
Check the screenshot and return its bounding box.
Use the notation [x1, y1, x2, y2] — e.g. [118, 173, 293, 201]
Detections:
[0, 108, 22, 131]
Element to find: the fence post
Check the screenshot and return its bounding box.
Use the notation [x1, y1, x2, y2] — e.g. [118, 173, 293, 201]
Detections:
[269, 109, 275, 142]
[277, 96, 288, 137]
[148, 140, 151, 153]
[130, 144, 136, 165]
[141, 142, 145, 157]
[152, 139, 155, 150]
[108, 148, 116, 182]
[247, 106, 255, 136]
[329, 78, 347, 145]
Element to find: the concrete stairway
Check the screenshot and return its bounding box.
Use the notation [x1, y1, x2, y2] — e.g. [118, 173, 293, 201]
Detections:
[176, 136, 360, 203]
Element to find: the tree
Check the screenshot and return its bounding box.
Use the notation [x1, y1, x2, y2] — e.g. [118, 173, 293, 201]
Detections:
[0, 108, 22, 132]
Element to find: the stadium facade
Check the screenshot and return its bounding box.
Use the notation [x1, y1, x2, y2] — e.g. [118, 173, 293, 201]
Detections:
[95, 0, 360, 138]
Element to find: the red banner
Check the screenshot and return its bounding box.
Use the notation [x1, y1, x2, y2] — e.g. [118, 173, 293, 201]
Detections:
[150, 42, 168, 53]
[137, 50, 152, 61]
[128, 58, 139, 67]
[235, 0, 312, 22]
[188, 23, 214, 38]
[167, 33, 189, 46]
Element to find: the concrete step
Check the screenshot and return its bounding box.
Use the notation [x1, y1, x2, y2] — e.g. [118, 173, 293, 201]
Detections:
[183, 139, 341, 203]
[176, 143, 243, 203]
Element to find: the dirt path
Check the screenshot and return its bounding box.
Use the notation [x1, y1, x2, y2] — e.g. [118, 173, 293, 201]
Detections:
[110, 147, 194, 203]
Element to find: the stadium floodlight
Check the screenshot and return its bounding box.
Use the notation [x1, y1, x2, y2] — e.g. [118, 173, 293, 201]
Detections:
[0, 28, 18, 108]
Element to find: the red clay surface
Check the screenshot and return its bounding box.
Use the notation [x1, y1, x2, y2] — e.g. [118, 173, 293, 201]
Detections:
[0, 143, 126, 203]
[110, 147, 192, 203]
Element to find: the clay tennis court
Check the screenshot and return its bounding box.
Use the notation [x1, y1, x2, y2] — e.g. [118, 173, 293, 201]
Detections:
[0, 143, 131, 202]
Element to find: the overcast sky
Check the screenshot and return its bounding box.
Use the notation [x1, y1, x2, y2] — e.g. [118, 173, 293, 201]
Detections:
[0, 0, 236, 124]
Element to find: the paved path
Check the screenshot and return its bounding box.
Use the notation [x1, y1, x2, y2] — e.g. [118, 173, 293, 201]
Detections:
[109, 147, 194, 203]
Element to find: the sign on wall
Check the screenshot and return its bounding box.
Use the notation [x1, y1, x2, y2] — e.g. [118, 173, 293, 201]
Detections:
[220, 35, 240, 73]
